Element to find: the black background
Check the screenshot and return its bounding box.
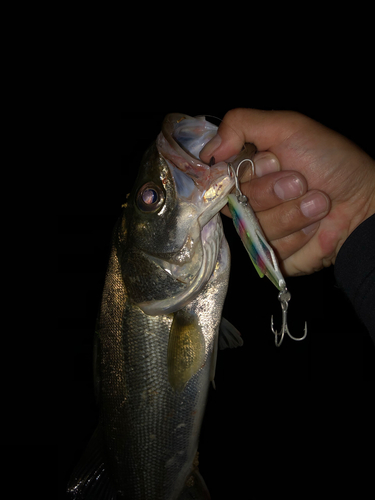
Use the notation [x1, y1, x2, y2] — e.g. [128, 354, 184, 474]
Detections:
[59, 73, 375, 498]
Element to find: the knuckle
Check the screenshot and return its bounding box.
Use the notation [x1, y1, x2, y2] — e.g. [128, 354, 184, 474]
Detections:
[278, 203, 302, 229]
[223, 108, 244, 121]
[223, 108, 249, 128]
[247, 178, 276, 212]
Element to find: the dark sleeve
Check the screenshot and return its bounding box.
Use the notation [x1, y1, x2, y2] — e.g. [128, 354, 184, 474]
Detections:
[334, 213, 375, 344]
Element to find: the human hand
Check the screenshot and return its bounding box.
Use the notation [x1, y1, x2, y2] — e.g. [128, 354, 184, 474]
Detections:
[200, 109, 375, 276]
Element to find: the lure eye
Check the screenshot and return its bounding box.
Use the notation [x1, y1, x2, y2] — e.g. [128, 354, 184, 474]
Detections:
[136, 182, 165, 212]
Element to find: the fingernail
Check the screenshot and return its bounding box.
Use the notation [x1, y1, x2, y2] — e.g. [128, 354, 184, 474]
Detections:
[200, 134, 222, 159]
[302, 221, 320, 235]
[300, 192, 329, 218]
[255, 154, 280, 177]
[274, 175, 304, 201]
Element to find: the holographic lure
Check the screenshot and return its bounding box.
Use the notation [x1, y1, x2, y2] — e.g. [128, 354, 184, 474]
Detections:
[226, 148, 307, 347]
[227, 193, 286, 290]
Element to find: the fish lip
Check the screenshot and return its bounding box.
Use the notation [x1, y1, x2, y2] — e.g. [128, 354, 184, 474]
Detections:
[158, 113, 235, 201]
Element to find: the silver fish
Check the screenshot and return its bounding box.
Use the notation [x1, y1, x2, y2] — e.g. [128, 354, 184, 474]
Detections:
[67, 114, 244, 500]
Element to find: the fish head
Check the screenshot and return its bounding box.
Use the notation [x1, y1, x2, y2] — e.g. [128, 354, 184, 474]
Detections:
[118, 114, 235, 313]
[160, 113, 235, 227]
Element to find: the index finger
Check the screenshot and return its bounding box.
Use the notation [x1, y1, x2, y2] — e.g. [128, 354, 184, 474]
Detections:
[200, 108, 301, 163]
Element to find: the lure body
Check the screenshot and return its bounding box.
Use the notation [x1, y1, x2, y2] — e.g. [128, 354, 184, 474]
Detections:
[227, 193, 286, 290]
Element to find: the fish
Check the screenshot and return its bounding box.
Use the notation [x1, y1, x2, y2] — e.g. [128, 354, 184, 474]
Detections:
[67, 113, 247, 500]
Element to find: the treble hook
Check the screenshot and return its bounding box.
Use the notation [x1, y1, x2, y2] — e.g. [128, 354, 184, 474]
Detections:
[271, 288, 308, 347]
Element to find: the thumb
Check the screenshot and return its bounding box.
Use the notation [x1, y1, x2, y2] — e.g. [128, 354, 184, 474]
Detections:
[200, 108, 299, 163]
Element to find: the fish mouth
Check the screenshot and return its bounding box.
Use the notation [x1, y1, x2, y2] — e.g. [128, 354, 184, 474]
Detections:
[157, 113, 235, 227]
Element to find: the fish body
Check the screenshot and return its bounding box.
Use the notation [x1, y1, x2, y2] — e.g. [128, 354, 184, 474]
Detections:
[68, 114, 237, 499]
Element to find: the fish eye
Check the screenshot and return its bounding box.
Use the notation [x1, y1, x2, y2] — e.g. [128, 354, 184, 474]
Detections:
[136, 182, 165, 212]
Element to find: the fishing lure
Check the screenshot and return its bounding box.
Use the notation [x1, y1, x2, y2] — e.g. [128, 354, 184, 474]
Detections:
[226, 148, 307, 347]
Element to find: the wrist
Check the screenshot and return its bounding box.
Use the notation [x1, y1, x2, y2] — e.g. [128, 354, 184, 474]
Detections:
[336, 157, 375, 261]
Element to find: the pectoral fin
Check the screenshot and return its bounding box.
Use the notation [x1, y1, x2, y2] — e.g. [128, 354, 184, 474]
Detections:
[168, 310, 206, 392]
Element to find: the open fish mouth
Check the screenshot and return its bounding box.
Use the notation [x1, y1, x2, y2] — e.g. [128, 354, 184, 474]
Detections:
[157, 113, 235, 227]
